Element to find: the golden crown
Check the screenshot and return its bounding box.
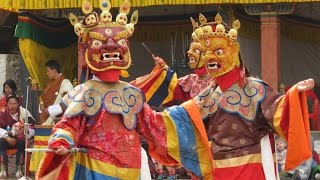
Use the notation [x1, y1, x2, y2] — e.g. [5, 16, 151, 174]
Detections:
[69, 0, 138, 39]
[190, 13, 240, 42]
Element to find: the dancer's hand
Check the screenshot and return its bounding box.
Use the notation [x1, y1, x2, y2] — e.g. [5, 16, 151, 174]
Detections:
[55, 145, 69, 155]
[39, 102, 45, 112]
[152, 55, 166, 67]
[5, 136, 16, 147]
[297, 78, 314, 92]
[195, 100, 204, 109]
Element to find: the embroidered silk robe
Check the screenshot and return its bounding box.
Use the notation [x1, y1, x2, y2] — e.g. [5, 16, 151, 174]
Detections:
[195, 77, 312, 179]
[131, 66, 215, 106]
[36, 80, 213, 180]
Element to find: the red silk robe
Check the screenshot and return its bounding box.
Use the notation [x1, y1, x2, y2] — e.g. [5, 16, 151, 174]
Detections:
[36, 80, 213, 180]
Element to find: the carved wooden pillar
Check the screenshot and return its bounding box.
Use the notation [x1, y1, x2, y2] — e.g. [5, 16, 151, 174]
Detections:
[245, 4, 295, 90]
[260, 15, 280, 90]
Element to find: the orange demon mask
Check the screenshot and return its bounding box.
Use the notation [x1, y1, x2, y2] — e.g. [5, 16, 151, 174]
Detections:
[187, 17, 205, 70]
[191, 14, 241, 78]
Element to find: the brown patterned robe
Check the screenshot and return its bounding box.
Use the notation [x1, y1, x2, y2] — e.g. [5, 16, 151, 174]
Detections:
[206, 84, 278, 160]
[196, 77, 281, 179]
[39, 75, 64, 124]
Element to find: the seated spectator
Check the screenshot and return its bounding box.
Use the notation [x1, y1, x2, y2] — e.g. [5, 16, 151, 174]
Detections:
[309, 137, 320, 179]
[281, 135, 318, 179]
[0, 80, 17, 111]
[292, 136, 318, 179]
[152, 157, 176, 180]
[0, 95, 34, 178]
[276, 136, 287, 173]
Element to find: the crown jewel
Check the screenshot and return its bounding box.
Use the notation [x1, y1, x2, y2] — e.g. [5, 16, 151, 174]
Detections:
[69, 0, 138, 38]
[191, 13, 241, 42]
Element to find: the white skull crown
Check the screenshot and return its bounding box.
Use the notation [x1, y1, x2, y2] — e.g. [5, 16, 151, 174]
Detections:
[116, 13, 128, 25]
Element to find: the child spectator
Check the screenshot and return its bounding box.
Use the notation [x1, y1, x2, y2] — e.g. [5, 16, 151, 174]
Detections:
[276, 136, 287, 172]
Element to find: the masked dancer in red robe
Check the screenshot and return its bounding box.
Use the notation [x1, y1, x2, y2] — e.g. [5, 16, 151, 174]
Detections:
[36, 1, 214, 180]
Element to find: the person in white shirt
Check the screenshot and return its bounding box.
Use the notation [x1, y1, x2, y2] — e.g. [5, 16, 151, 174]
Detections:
[0, 95, 34, 178]
[39, 60, 73, 125]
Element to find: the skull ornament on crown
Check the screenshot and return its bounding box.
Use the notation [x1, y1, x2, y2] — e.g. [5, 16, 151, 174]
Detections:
[69, 0, 138, 82]
[187, 16, 205, 70]
[191, 13, 241, 78]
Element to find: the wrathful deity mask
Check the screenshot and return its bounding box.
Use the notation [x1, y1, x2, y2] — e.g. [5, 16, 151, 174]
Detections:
[187, 41, 205, 69]
[187, 17, 205, 70]
[191, 13, 241, 78]
[69, 0, 138, 78]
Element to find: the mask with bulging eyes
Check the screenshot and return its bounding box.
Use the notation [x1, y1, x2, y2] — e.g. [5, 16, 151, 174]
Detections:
[83, 26, 132, 73]
[189, 13, 241, 78]
[70, 0, 138, 81]
[199, 36, 240, 78]
[187, 41, 205, 69]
